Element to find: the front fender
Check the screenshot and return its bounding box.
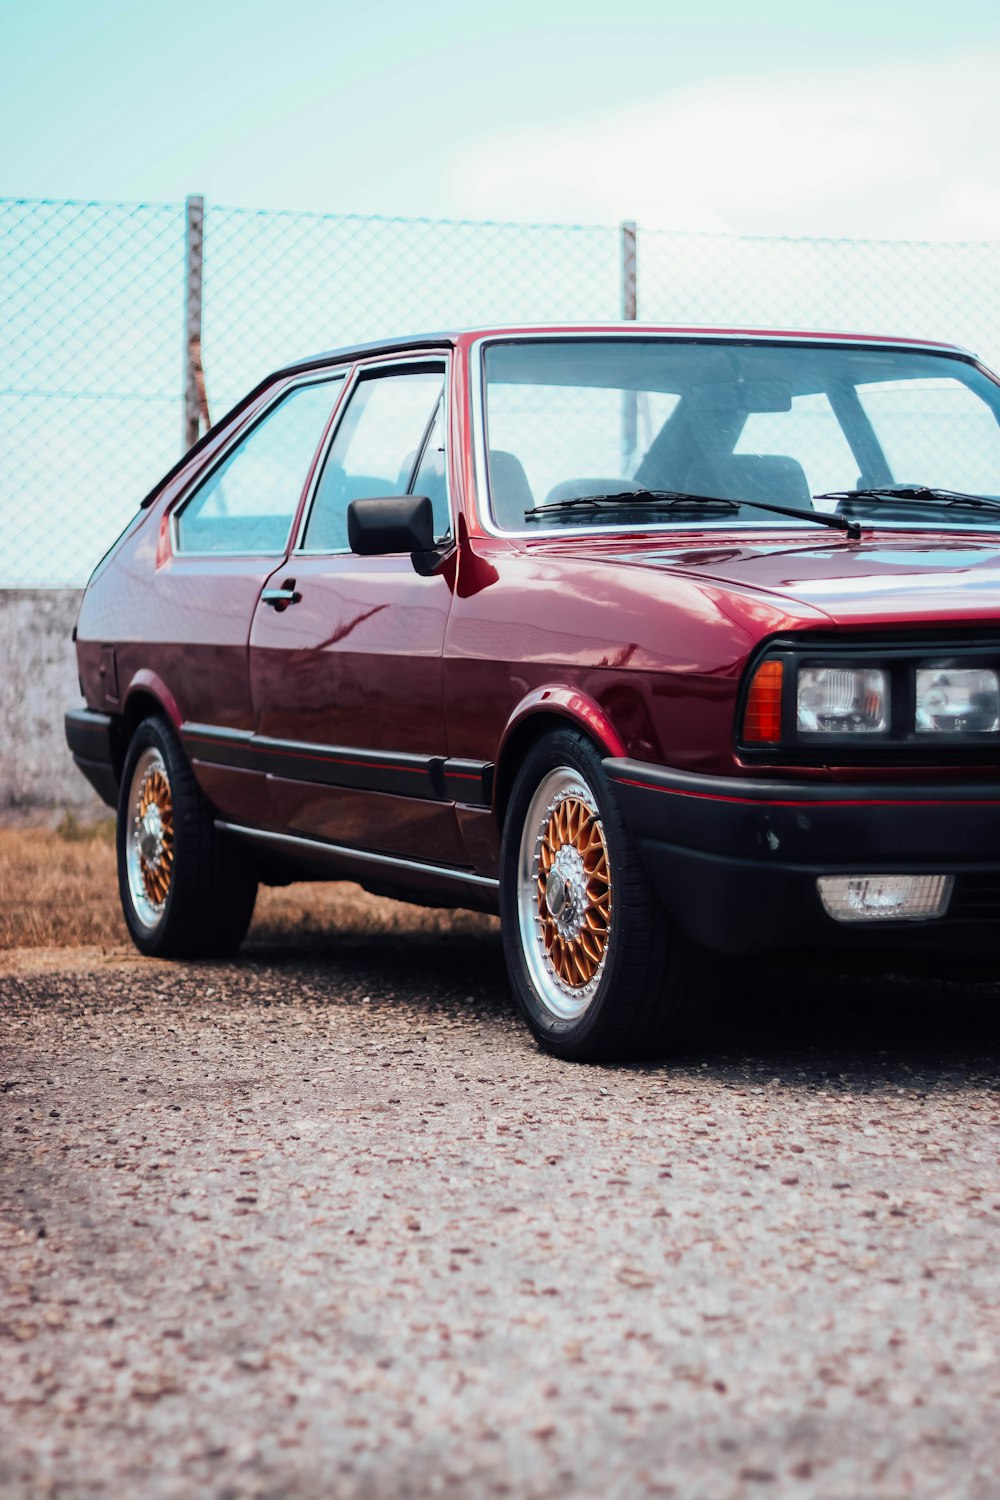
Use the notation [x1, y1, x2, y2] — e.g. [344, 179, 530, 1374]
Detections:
[497, 685, 628, 767]
[494, 687, 626, 798]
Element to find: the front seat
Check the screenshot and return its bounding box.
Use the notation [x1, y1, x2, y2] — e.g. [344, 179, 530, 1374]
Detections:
[685, 454, 813, 507]
[488, 450, 534, 529]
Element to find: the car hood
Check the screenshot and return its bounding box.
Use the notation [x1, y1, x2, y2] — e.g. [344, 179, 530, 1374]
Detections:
[567, 530, 1000, 626]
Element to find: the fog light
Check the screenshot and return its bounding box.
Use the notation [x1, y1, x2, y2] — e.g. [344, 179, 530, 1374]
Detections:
[817, 874, 953, 923]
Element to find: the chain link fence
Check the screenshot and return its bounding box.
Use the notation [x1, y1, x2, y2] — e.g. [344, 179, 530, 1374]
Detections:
[3, 196, 999, 586]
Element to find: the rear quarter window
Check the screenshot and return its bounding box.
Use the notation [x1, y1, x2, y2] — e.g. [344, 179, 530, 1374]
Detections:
[175, 378, 342, 554]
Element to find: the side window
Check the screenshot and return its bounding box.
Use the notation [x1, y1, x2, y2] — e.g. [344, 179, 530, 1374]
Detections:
[175, 379, 341, 554]
[302, 369, 445, 552]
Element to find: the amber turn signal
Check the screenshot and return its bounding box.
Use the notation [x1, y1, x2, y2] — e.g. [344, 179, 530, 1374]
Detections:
[742, 659, 784, 743]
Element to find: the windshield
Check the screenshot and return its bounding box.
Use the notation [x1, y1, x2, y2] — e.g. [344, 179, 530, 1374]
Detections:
[481, 338, 1000, 533]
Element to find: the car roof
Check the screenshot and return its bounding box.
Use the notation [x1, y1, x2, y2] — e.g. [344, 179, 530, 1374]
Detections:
[140, 323, 978, 513]
[276, 323, 971, 381]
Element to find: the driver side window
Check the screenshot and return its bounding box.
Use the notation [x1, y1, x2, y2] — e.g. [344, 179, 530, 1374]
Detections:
[302, 367, 447, 552]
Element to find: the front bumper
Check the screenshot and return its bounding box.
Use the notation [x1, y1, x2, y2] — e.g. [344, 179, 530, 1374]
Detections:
[604, 757, 1000, 953]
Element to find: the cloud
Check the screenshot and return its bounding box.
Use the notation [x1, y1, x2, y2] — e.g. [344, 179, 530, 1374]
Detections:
[447, 46, 1000, 240]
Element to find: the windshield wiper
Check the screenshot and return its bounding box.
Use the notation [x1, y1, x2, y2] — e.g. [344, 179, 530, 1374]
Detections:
[524, 488, 863, 538]
[525, 489, 738, 519]
[816, 484, 1000, 516]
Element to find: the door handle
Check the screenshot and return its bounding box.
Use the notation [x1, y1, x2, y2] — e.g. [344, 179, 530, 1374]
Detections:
[261, 580, 301, 610]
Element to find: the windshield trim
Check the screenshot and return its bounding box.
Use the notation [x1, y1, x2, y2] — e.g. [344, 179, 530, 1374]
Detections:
[470, 331, 992, 541]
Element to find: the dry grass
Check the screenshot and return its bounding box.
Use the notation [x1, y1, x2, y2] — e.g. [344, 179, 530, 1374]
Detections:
[0, 822, 121, 949]
[0, 823, 498, 952]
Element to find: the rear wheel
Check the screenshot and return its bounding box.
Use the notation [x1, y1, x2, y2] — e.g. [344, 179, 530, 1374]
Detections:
[117, 715, 258, 958]
[500, 728, 706, 1061]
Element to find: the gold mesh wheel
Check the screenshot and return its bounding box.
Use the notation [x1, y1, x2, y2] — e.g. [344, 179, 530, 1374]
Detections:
[517, 768, 614, 1021]
[125, 747, 175, 928]
[537, 794, 611, 987]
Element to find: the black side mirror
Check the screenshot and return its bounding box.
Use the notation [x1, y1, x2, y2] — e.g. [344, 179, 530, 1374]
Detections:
[347, 495, 451, 575]
[347, 495, 435, 556]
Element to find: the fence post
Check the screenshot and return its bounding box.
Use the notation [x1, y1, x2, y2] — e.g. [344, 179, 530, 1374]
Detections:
[620, 220, 638, 467]
[183, 194, 208, 452]
[620, 220, 637, 321]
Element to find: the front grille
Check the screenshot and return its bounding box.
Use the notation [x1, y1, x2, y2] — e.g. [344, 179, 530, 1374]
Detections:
[949, 874, 1000, 923]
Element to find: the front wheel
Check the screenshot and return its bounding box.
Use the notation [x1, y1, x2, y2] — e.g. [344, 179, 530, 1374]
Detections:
[500, 729, 706, 1062]
[117, 715, 258, 958]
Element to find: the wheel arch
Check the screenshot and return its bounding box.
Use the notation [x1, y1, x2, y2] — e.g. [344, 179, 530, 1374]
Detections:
[122, 671, 183, 735]
[113, 673, 184, 780]
[493, 687, 627, 823]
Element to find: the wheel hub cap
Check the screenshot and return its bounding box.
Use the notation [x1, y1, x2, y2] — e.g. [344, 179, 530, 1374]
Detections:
[544, 845, 587, 938]
[138, 803, 164, 864]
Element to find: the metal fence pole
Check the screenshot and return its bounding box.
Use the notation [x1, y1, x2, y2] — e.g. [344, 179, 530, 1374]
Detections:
[621, 220, 637, 321]
[183, 194, 208, 452]
[620, 220, 638, 468]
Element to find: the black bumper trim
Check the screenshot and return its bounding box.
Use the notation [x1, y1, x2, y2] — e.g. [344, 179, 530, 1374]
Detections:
[64, 708, 118, 808]
[604, 758, 1000, 864]
[605, 758, 1000, 809]
[604, 757, 1000, 953]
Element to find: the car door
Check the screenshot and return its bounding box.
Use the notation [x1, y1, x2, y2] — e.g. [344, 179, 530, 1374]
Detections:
[248, 357, 467, 864]
[160, 373, 345, 823]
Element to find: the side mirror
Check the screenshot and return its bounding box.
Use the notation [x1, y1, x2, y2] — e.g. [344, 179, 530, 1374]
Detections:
[347, 495, 451, 575]
[347, 495, 435, 556]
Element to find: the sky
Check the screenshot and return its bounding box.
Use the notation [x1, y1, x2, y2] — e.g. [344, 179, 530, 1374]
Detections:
[3, 0, 1000, 240]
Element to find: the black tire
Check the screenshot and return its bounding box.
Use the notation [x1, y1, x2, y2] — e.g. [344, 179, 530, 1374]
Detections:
[499, 728, 707, 1062]
[116, 715, 258, 959]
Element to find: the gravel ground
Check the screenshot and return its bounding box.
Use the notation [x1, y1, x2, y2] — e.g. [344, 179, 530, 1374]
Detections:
[1, 929, 999, 1500]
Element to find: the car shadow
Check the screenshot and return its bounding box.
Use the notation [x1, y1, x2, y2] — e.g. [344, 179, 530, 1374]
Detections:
[674, 948, 1000, 1088]
[239, 928, 514, 1020]
[237, 928, 999, 1083]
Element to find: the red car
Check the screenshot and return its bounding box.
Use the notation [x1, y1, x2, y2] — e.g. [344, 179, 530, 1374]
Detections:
[67, 325, 1000, 1060]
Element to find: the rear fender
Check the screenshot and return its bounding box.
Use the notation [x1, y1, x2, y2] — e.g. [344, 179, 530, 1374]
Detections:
[122, 670, 183, 734]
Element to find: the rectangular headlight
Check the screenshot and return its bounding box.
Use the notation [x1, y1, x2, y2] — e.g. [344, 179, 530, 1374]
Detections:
[797, 667, 888, 734]
[915, 667, 999, 734]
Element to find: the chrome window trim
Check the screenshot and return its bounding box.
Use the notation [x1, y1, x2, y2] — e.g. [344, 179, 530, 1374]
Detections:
[468, 331, 988, 542]
[293, 352, 452, 557]
[170, 370, 348, 560]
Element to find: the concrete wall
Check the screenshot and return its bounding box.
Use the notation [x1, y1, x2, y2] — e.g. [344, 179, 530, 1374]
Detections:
[0, 590, 106, 825]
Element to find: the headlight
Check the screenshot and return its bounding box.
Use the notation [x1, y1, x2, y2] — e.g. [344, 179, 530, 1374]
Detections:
[796, 667, 888, 734]
[915, 667, 999, 734]
[740, 644, 1000, 751]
